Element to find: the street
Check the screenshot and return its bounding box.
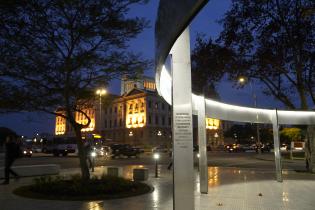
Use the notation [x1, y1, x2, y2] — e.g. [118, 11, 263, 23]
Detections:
[0, 151, 307, 172]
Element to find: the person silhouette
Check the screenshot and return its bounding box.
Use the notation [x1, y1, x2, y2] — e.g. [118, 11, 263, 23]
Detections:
[2, 135, 20, 185]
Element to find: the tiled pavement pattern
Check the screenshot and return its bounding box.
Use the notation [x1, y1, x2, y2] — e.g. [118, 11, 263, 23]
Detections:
[1, 165, 314, 210]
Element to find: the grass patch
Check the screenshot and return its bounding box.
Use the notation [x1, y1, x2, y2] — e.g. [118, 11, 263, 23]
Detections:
[13, 174, 152, 201]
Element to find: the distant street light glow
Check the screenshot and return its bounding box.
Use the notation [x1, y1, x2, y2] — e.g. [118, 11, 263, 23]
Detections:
[238, 77, 246, 83]
[91, 151, 97, 158]
[154, 153, 160, 160]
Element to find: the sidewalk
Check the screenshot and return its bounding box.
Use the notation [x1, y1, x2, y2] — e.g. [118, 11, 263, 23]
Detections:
[1, 165, 315, 210]
[254, 153, 301, 163]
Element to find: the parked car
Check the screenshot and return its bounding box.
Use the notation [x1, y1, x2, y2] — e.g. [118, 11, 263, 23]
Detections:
[32, 146, 42, 153]
[132, 146, 144, 153]
[225, 144, 243, 152]
[152, 145, 169, 153]
[260, 143, 272, 153]
[52, 137, 77, 156]
[110, 144, 141, 158]
[92, 146, 112, 158]
[280, 143, 289, 151]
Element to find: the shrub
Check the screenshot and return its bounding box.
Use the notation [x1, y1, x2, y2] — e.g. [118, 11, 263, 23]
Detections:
[14, 174, 151, 200]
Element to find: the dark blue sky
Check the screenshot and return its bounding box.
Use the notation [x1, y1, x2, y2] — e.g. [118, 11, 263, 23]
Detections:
[0, 0, 282, 137]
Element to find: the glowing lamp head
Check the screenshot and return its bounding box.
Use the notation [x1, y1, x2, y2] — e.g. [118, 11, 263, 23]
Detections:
[96, 88, 107, 95]
[91, 151, 97, 157]
[153, 153, 160, 160]
[197, 153, 200, 158]
[238, 77, 246, 83]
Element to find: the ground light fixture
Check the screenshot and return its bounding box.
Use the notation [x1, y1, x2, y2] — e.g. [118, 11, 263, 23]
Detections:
[153, 153, 160, 178]
[91, 151, 97, 172]
[91, 151, 97, 157]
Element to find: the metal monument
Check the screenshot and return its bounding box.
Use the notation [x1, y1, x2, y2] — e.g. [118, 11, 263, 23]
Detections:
[155, 0, 315, 209]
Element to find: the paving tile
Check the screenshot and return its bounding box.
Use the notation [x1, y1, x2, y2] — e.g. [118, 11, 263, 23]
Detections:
[1, 166, 315, 210]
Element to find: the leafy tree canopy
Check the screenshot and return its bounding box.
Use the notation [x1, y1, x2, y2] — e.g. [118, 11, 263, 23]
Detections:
[0, 0, 150, 180]
[280, 127, 304, 143]
[192, 0, 315, 110]
[0, 0, 149, 118]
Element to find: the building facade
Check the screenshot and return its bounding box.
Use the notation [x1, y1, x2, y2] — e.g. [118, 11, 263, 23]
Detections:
[54, 76, 225, 147]
[55, 76, 172, 146]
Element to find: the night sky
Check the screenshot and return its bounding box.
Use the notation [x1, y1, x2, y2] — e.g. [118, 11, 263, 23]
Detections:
[0, 0, 282, 137]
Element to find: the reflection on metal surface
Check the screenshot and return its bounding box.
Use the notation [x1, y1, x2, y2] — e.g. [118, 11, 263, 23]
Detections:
[155, 0, 209, 96]
[152, 187, 159, 208]
[88, 202, 104, 210]
[282, 170, 289, 175]
[196, 95, 208, 194]
[171, 27, 195, 210]
[282, 192, 289, 202]
[208, 167, 220, 187]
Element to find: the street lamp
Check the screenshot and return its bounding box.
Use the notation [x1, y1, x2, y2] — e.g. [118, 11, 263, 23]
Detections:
[238, 76, 261, 154]
[153, 153, 160, 178]
[96, 88, 107, 133]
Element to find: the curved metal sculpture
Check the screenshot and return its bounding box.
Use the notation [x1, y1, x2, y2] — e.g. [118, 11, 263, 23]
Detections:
[155, 0, 315, 126]
[155, 0, 209, 98]
[155, 0, 315, 208]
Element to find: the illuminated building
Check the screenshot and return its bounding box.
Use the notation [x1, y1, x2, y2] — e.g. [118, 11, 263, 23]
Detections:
[55, 106, 96, 136]
[206, 118, 220, 130]
[75, 108, 95, 132]
[205, 118, 224, 148]
[55, 109, 66, 135]
[54, 76, 227, 147]
[103, 76, 171, 146]
[54, 76, 172, 146]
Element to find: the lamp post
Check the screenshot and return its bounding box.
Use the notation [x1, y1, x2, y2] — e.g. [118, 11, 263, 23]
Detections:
[238, 77, 261, 154]
[96, 88, 107, 133]
[153, 153, 160, 178]
[91, 150, 96, 172]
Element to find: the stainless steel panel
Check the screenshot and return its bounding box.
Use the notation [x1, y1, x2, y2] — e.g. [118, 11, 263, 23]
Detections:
[194, 95, 208, 194]
[272, 110, 283, 182]
[171, 28, 195, 210]
[155, 0, 209, 96]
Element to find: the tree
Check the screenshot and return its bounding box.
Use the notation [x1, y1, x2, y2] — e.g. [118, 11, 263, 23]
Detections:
[191, 35, 232, 97]
[224, 123, 256, 144]
[259, 128, 274, 144]
[218, 0, 315, 110]
[280, 127, 304, 144]
[0, 0, 149, 180]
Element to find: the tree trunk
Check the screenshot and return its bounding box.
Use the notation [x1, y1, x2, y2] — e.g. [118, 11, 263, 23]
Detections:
[305, 125, 315, 173]
[74, 127, 90, 180]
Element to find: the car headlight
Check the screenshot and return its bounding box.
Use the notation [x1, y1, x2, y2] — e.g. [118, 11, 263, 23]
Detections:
[23, 151, 27, 154]
[91, 152, 97, 157]
[30, 151, 32, 153]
